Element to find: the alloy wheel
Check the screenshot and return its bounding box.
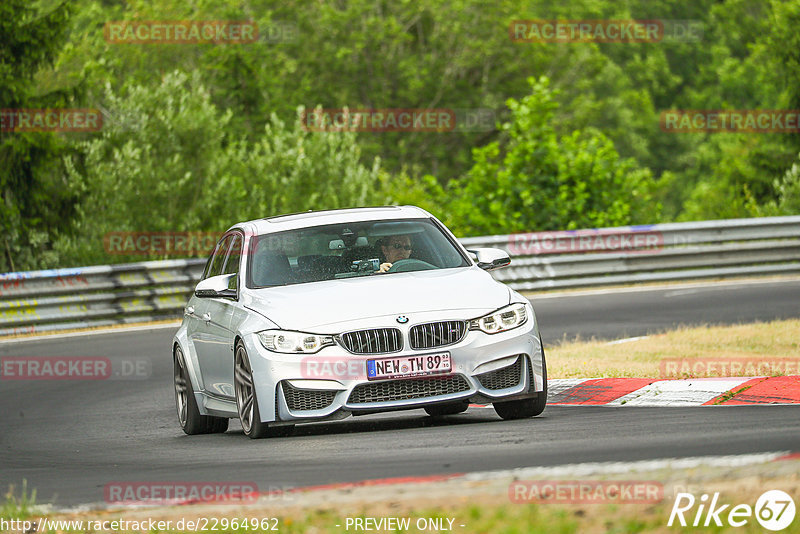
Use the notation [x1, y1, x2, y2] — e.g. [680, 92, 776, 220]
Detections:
[174, 349, 189, 427]
[235, 345, 255, 434]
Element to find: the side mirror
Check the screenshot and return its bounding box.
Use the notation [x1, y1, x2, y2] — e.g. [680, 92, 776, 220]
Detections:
[468, 248, 511, 271]
[195, 273, 237, 298]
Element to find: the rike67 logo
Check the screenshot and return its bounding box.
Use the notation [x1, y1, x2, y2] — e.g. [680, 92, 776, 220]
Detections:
[669, 490, 796, 531]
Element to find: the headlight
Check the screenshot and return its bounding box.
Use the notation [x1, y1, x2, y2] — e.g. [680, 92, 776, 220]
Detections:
[257, 330, 335, 354]
[469, 303, 528, 334]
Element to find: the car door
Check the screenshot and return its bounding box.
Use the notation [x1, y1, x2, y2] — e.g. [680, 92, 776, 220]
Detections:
[184, 236, 226, 342]
[190, 234, 236, 397]
[198, 232, 243, 397]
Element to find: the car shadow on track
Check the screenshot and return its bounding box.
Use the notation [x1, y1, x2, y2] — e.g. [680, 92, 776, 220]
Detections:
[219, 409, 551, 439]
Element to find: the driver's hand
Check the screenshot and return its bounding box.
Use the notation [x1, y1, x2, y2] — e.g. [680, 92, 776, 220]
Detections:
[379, 262, 392, 273]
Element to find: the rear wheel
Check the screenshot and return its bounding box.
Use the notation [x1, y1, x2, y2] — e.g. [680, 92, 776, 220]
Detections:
[174, 347, 228, 434]
[424, 400, 470, 417]
[493, 351, 547, 420]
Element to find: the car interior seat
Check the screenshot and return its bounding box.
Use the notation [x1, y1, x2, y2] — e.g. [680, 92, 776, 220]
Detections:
[251, 251, 293, 286]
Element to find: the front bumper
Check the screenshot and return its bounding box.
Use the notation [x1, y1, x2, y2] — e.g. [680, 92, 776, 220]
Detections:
[244, 309, 545, 424]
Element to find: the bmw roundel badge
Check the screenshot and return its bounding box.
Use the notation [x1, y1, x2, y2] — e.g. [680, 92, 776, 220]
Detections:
[396, 315, 409, 324]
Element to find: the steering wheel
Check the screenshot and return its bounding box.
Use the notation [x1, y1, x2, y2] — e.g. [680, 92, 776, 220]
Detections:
[387, 258, 437, 273]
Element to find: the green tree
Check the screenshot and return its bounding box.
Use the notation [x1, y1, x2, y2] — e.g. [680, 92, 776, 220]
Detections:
[443, 77, 658, 236]
[668, 0, 800, 220]
[0, 0, 78, 272]
[57, 72, 385, 265]
[758, 152, 800, 216]
[10, 0, 800, 272]
[59, 0, 669, 182]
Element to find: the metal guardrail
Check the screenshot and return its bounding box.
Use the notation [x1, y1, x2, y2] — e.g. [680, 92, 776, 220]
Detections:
[460, 216, 800, 290]
[0, 260, 205, 336]
[1, 216, 799, 336]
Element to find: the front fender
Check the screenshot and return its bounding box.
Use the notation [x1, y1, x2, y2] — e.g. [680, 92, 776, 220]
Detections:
[172, 322, 210, 416]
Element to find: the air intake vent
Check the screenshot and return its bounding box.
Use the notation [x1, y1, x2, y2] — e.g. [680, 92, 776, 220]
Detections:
[476, 356, 524, 390]
[528, 355, 537, 392]
[339, 328, 403, 354]
[348, 375, 470, 404]
[281, 382, 337, 411]
[409, 321, 467, 350]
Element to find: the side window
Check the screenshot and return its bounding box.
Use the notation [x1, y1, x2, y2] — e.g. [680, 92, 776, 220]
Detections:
[203, 235, 232, 280]
[222, 234, 242, 291]
[222, 234, 242, 275]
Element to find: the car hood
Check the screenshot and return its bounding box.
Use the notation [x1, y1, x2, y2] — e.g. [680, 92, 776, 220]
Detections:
[243, 267, 511, 331]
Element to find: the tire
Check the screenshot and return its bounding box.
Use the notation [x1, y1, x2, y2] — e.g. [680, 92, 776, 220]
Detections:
[174, 347, 229, 435]
[424, 400, 470, 417]
[234, 342, 295, 439]
[493, 349, 548, 420]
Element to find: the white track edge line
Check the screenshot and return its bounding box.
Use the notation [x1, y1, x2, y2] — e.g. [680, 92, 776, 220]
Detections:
[0, 322, 182, 344]
[527, 276, 800, 300]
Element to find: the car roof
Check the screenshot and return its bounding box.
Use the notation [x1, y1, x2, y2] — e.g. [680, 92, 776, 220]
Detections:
[229, 205, 434, 234]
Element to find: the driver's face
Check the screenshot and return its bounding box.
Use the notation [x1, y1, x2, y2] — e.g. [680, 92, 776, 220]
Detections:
[382, 235, 412, 264]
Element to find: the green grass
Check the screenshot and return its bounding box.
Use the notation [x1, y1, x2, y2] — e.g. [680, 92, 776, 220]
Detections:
[4, 482, 800, 534]
[2, 482, 36, 521]
[548, 319, 800, 378]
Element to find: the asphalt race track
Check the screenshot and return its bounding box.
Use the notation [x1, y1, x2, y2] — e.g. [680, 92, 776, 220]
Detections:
[532, 278, 800, 342]
[1, 278, 799, 507]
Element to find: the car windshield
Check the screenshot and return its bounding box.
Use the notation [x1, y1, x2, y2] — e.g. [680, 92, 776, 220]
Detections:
[246, 218, 469, 288]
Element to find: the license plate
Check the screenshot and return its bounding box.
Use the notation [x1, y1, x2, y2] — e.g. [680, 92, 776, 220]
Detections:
[367, 353, 451, 380]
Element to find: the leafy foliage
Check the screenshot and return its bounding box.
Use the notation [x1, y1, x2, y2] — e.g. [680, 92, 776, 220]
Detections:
[444, 78, 657, 235]
[2, 0, 800, 270]
[0, 0, 78, 272]
[57, 73, 384, 265]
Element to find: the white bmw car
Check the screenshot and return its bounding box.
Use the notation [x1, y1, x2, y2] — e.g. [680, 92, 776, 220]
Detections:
[172, 206, 547, 438]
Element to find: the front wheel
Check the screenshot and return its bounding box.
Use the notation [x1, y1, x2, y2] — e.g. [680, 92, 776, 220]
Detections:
[493, 351, 547, 420]
[174, 347, 228, 434]
[235, 342, 296, 439]
[235, 342, 271, 439]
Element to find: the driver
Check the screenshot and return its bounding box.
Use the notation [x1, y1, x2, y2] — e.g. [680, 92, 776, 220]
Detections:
[377, 234, 412, 272]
